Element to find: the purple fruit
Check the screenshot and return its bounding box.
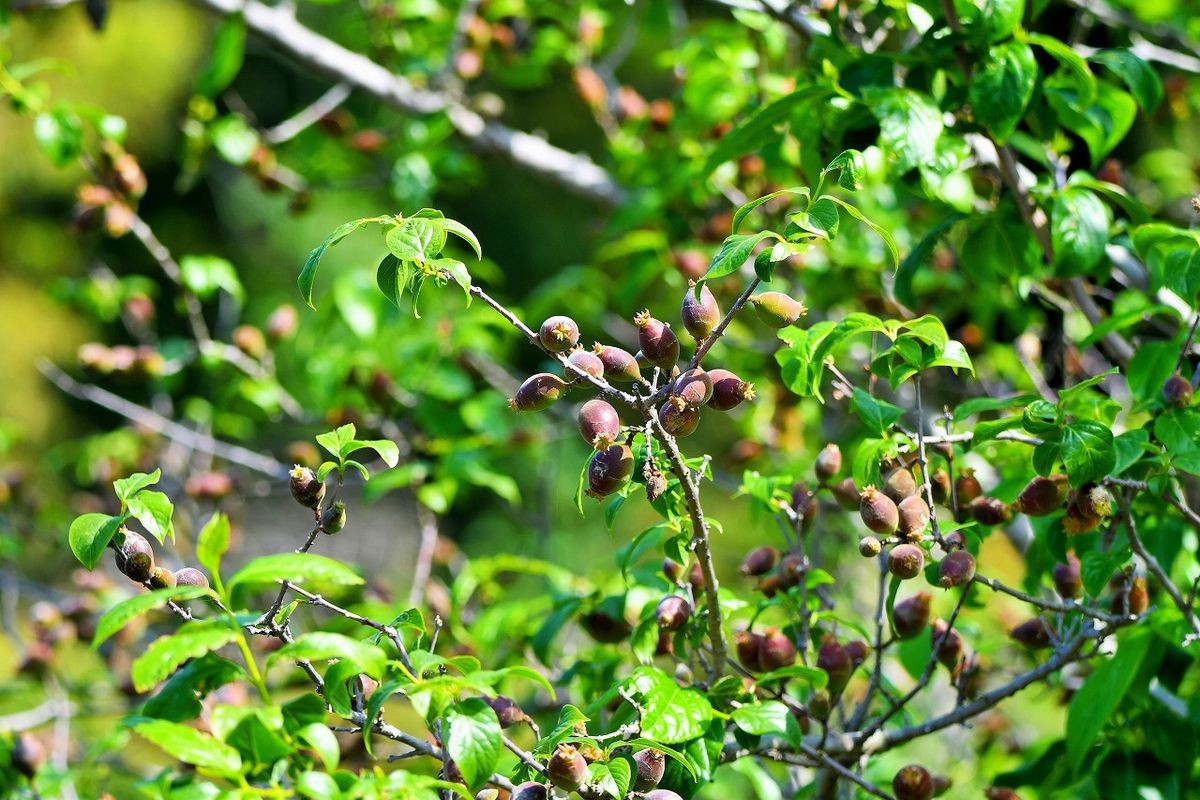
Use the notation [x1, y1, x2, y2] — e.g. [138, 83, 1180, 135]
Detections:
[578, 399, 621, 449]
[586, 443, 634, 498]
[634, 311, 680, 369]
[672, 368, 713, 406]
[538, 315, 580, 353]
[509, 373, 568, 411]
[592, 343, 642, 383]
[681, 280, 721, 341]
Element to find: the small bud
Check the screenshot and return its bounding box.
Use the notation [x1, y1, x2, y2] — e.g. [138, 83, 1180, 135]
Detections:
[859, 486, 899, 535]
[750, 291, 806, 328]
[634, 311, 680, 370]
[538, 315, 580, 353]
[882, 466, 919, 503]
[930, 618, 963, 669]
[174, 568, 210, 589]
[893, 764, 934, 800]
[931, 774, 952, 797]
[938, 549, 976, 588]
[289, 465, 326, 509]
[680, 281, 721, 341]
[805, 446, 838, 490]
[656, 595, 692, 631]
[321, 501, 347, 534]
[736, 630, 765, 672]
[707, 368, 755, 410]
[578, 399, 621, 449]
[859, 536, 882, 558]
[1163, 372, 1193, 408]
[740, 545, 779, 577]
[1051, 553, 1082, 599]
[586, 444, 634, 498]
[955, 468, 982, 504]
[897, 495, 931, 540]
[816, 636, 852, 693]
[266, 304, 299, 340]
[633, 748, 666, 791]
[1013, 474, 1068, 517]
[509, 373, 569, 412]
[888, 543, 925, 580]
[1009, 617, 1052, 650]
[969, 496, 1012, 526]
[893, 593, 932, 640]
[233, 325, 267, 359]
[548, 744, 588, 791]
[759, 627, 796, 671]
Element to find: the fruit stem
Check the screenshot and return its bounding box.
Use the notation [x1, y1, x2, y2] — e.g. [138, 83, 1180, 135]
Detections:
[912, 376, 948, 550]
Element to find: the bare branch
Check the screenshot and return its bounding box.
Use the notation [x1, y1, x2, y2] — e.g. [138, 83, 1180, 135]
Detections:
[264, 82, 352, 145]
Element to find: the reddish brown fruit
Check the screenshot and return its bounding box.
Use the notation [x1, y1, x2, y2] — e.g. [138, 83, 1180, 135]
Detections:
[736, 630, 765, 672]
[634, 311, 680, 369]
[759, 627, 797, 671]
[11, 732, 45, 778]
[970, 496, 1012, 526]
[888, 543, 925, 580]
[757, 574, 783, 598]
[672, 249, 708, 281]
[778, 553, 803, 587]
[930, 618, 963, 669]
[148, 566, 176, 589]
[538, 315, 580, 353]
[707, 368, 755, 410]
[578, 399, 621, 449]
[681, 281, 721, 341]
[174, 568, 210, 589]
[897, 495, 931, 540]
[984, 789, 1023, 800]
[938, 550, 976, 588]
[510, 783, 550, 800]
[688, 561, 705, 593]
[814, 443, 842, 483]
[831, 477, 860, 511]
[662, 558, 683, 584]
[485, 695, 529, 728]
[658, 401, 699, 437]
[882, 467, 919, 503]
[740, 545, 779, 577]
[792, 482, 818, 535]
[816, 637, 852, 692]
[633, 749, 666, 791]
[930, 468, 951, 506]
[893, 764, 934, 800]
[893, 593, 932, 639]
[1163, 372, 1193, 407]
[592, 344, 642, 383]
[1014, 474, 1069, 516]
[510, 373, 568, 412]
[582, 609, 632, 644]
[586, 444, 634, 498]
[844, 639, 870, 667]
[750, 291, 806, 328]
[289, 465, 326, 509]
[672, 368, 713, 407]
[1009, 618, 1052, 650]
[955, 469, 982, 504]
[1111, 576, 1149, 615]
[547, 744, 588, 791]
[931, 774, 952, 797]
[860, 486, 899, 534]
[116, 530, 154, 582]
[566, 347, 605, 379]
[1052, 553, 1082, 599]
[656, 595, 692, 631]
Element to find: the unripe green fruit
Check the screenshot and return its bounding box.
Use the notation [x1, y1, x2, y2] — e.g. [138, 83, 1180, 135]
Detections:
[633, 748, 666, 791]
[587, 443, 634, 498]
[736, 630, 765, 672]
[1014, 474, 1068, 516]
[859, 486, 899, 534]
[740, 545, 778, 577]
[509, 782, 549, 800]
[116, 530, 155, 582]
[844, 639, 870, 667]
[859, 536, 882, 557]
[893, 764, 934, 800]
[578, 399, 621, 449]
[938, 549, 976, 588]
[750, 291, 806, 328]
[888, 543, 925, 579]
[882, 466, 918, 503]
[658, 401, 699, 437]
[321, 501, 347, 534]
[814, 443, 842, 482]
[930, 468, 951, 506]
[897, 495, 931, 540]
[1163, 372, 1193, 407]
[955, 469, 982, 504]
[707, 368, 755, 410]
[290, 465, 325, 509]
[656, 595, 692, 631]
[758, 627, 796, 671]
[547, 744, 588, 791]
[592, 343, 642, 382]
[509, 372, 568, 412]
[831, 477, 860, 511]
[970, 496, 1012, 526]
[566, 347, 605, 379]
[816, 636, 851, 693]
[672, 368, 713, 407]
[893, 592, 931, 639]
[174, 567, 209, 589]
[485, 695, 528, 728]
[148, 566, 176, 589]
[1009, 617, 1051, 649]
[1052, 553, 1082, 599]
[681, 281, 721, 341]
[538, 315, 580, 353]
[931, 618, 963, 669]
[634, 310, 680, 369]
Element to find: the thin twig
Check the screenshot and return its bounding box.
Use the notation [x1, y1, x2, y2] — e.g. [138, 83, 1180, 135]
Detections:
[264, 82, 352, 144]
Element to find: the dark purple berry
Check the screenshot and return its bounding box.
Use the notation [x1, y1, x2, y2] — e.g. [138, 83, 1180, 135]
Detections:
[938, 549, 975, 588]
[736, 630, 765, 672]
[955, 469, 982, 504]
[1014, 474, 1068, 517]
[290, 465, 326, 509]
[814, 443, 842, 483]
[566, 347, 605, 379]
[658, 401, 699, 437]
[509, 373, 568, 412]
[656, 595, 692, 631]
[634, 310, 680, 369]
[680, 280, 720, 341]
[592, 343, 642, 382]
[706, 368, 755, 410]
[758, 627, 796, 671]
[740, 545, 778, 577]
[578, 399, 621, 449]
[116, 530, 154, 582]
[672, 368, 713, 406]
[485, 695, 528, 728]
[1052, 554, 1082, 599]
[888, 543, 925, 579]
[1163, 372, 1193, 407]
[1009, 617, 1051, 649]
[893, 592, 931, 639]
[969, 496, 1012, 526]
[586, 444, 634, 498]
[930, 618, 963, 669]
[893, 764, 934, 800]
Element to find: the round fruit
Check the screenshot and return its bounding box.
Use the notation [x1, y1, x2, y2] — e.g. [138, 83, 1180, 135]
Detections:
[582, 609, 632, 643]
[148, 566, 176, 589]
[509, 783, 549, 800]
[888, 543, 925, 579]
[634, 311, 680, 369]
[955, 468, 982, 504]
[672, 368, 713, 406]
[485, 695, 528, 728]
[882, 466, 919, 503]
[897, 495, 931, 540]
[736, 630, 765, 672]
[633, 748, 666, 791]
[643, 791, 685, 800]
[938, 549, 976, 588]
[566, 347, 605, 379]
[548, 744, 587, 791]
[831, 477, 860, 511]
[758, 627, 796, 671]
[750, 291, 806, 328]
[116, 530, 154, 582]
[680, 280, 721, 341]
[844, 639, 871, 668]
[538, 315, 580, 353]
[656, 595, 692, 631]
[174, 568, 210, 589]
[1009, 617, 1051, 649]
[859, 486, 899, 535]
[321, 501, 347, 534]
[740, 545, 779, 577]
[816, 637, 851, 693]
[970, 496, 1012, 526]
[578, 399, 621, 449]
[707, 369, 755, 410]
[1052, 553, 1082, 599]
[289, 465, 326, 509]
[1163, 372, 1193, 407]
[930, 468, 951, 506]
[586, 444, 634, 498]
[658, 401, 699, 437]
[1014, 474, 1068, 516]
[893, 592, 932, 639]
[814, 443, 842, 483]
[893, 764, 934, 800]
[592, 344, 642, 382]
[930, 618, 963, 669]
[859, 536, 882, 558]
[509, 373, 568, 412]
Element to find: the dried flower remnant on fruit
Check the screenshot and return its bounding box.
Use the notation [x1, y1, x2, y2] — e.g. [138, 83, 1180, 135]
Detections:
[1064, 485, 1112, 534]
[680, 280, 721, 341]
[860, 486, 899, 534]
[740, 545, 778, 576]
[290, 465, 326, 509]
[893, 592, 932, 639]
[859, 536, 882, 557]
[750, 291, 806, 328]
[707, 368, 755, 410]
[593, 343, 642, 382]
[658, 401, 699, 437]
[509, 373, 568, 411]
[634, 310, 680, 369]
[888, 543, 925, 579]
[633, 748, 666, 791]
[538, 315, 580, 352]
[577, 399, 621, 449]
[148, 566, 175, 589]
[938, 549, 976, 588]
[672, 368, 713, 406]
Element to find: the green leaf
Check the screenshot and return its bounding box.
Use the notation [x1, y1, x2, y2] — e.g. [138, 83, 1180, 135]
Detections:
[132, 624, 240, 693]
[1091, 49, 1162, 113]
[33, 107, 83, 167]
[376, 253, 411, 309]
[142, 654, 243, 723]
[134, 720, 242, 777]
[299, 218, 385, 309]
[113, 469, 161, 503]
[194, 15, 245, 97]
[68, 513, 123, 570]
[445, 698, 502, 789]
[851, 388, 905, 437]
[348, 438, 400, 467]
[823, 149, 867, 191]
[753, 664, 828, 689]
[702, 232, 778, 283]
[821, 196, 899, 267]
[791, 197, 840, 240]
[1024, 33, 1096, 106]
[625, 667, 713, 744]
[297, 771, 343, 800]
[731, 701, 791, 736]
[386, 217, 446, 263]
[180, 254, 245, 304]
[1060, 420, 1116, 485]
[432, 257, 472, 300]
[1081, 545, 1129, 597]
[703, 86, 828, 174]
[208, 115, 259, 165]
[443, 218, 482, 259]
[127, 490, 174, 544]
[969, 41, 1038, 143]
[296, 723, 340, 771]
[1045, 80, 1136, 165]
[732, 187, 810, 234]
[195, 512, 230, 581]
[93, 585, 212, 648]
[227, 553, 363, 590]
[894, 213, 966, 305]
[862, 87, 943, 174]
[1066, 628, 1153, 772]
[272, 632, 387, 677]
[1052, 187, 1111, 277]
